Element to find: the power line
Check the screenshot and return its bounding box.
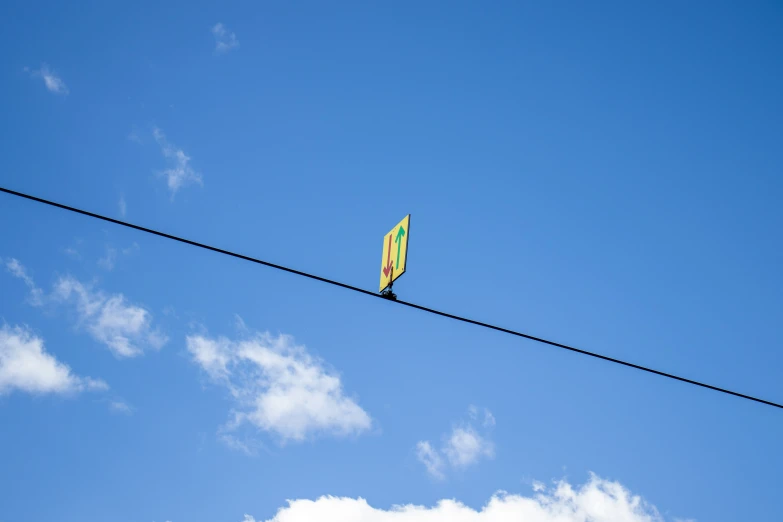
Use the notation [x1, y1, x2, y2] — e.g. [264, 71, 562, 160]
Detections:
[1, 185, 780, 411]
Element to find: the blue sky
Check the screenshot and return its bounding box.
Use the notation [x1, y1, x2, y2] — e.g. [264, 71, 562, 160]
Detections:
[1, 1, 782, 521]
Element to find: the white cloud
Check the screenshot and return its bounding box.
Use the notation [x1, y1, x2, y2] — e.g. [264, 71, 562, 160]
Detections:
[97, 243, 138, 271]
[152, 127, 203, 196]
[188, 335, 232, 380]
[186, 330, 372, 446]
[85, 378, 110, 391]
[234, 313, 249, 333]
[4, 257, 44, 305]
[52, 275, 167, 358]
[98, 247, 118, 270]
[416, 441, 445, 480]
[212, 23, 239, 53]
[443, 426, 494, 468]
[469, 405, 496, 428]
[219, 433, 259, 456]
[109, 400, 133, 414]
[27, 63, 69, 95]
[119, 195, 127, 217]
[417, 407, 495, 479]
[0, 324, 107, 395]
[243, 474, 675, 522]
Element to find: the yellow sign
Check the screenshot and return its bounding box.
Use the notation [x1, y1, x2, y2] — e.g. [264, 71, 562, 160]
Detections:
[379, 214, 410, 292]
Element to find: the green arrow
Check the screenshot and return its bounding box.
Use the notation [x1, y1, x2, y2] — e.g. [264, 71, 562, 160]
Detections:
[394, 225, 406, 269]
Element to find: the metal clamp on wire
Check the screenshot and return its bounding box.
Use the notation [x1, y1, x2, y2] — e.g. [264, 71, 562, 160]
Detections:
[380, 266, 397, 300]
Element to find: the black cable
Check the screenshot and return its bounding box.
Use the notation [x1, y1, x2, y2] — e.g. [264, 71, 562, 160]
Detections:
[2, 185, 780, 410]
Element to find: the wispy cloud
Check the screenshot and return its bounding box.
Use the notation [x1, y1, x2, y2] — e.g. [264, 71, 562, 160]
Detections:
[0, 325, 107, 396]
[97, 242, 138, 271]
[127, 129, 142, 144]
[443, 426, 494, 468]
[118, 196, 127, 217]
[5, 259, 166, 358]
[415, 441, 445, 480]
[219, 434, 260, 456]
[97, 248, 118, 271]
[63, 239, 83, 260]
[26, 64, 69, 95]
[4, 258, 44, 305]
[469, 404, 496, 427]
[152, 127, 203, 196]
[416, 406, 495, 479]
[212, 23, 239, 54]
[187, 328, 371, 449]
[109, 399, 133, 415]
[241, 474, 672, 522]
[53, 276, 167, 358]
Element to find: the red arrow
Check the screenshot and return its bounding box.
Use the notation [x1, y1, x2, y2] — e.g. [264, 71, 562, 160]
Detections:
[382, 233, 394, 277]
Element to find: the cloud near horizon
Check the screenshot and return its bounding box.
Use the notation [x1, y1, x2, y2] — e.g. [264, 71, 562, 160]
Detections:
[242, 473, 674, 522]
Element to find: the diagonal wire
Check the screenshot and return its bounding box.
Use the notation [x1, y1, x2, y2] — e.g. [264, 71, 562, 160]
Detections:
[1, 185, 780, 410]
